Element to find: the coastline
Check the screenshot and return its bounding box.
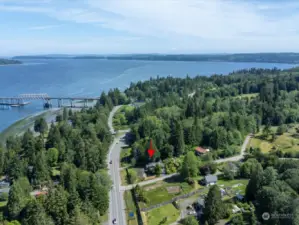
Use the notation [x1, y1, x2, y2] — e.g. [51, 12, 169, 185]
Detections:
[0, 108, 61, 144]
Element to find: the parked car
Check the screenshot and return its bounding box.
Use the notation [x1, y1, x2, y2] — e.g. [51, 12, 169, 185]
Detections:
[187, 211, 196, 215]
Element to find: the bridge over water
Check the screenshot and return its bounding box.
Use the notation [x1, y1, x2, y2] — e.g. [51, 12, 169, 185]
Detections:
[0, 93, 99, 109]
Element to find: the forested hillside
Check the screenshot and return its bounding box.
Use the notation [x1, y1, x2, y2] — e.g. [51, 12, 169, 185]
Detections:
[112, 67, 299, 162]
[101, 66, 299, 225]
[0, 105, 114, 224]
[2, 66, 299, 224]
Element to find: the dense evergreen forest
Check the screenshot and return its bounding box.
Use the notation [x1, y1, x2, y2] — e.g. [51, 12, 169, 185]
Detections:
[13, 53, 299, 64]
[112, 67, 299, 162]
[0, 59, 21, 65]
[0, 105, 114, 224]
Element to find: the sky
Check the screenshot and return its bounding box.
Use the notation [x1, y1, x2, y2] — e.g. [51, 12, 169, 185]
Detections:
[0, 0, 299, 56]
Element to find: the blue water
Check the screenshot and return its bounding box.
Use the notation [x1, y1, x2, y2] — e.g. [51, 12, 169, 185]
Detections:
[0, 58, 296, 131]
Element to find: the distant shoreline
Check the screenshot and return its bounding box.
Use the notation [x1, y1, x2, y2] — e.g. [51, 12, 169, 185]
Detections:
[12, 53, 299, 64]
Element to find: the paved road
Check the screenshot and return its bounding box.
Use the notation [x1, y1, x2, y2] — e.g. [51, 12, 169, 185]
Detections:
[214, 134, 252, 163]
[108, 105, 122, 134]
[120, 173, 180, 191]
[108, 105, 128, 225]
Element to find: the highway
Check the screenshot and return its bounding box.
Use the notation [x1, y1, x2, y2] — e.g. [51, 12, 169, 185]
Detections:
[108, 105, 128, 225]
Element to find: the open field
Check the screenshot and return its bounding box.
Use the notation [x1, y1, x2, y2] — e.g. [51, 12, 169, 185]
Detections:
[139, 177, 195, 208]
[247, 124, 299, 154]
[144, 204, 180, 225]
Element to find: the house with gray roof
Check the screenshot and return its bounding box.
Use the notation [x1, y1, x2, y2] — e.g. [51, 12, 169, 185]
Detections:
[204, 175, 218, 186]
[145, 162, 165, 175]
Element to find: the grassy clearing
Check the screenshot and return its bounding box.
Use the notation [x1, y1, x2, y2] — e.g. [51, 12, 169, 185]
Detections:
[247, 124, 299, 154]
[145, 204, 180, 225]
[124, 191, 138, 225]
[139, 177, 194, 208]
[217, 179, 249, 195]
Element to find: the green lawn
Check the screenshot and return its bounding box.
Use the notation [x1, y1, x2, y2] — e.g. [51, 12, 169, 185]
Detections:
[217, 179, 249, 195]
[247, 125, 299, 154]
[124, 191, 138, 225]
[145, 204, 180, 225]
[139, 177, 194, 208]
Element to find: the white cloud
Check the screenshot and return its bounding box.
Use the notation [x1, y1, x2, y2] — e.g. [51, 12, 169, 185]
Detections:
[1, 0, 299, 53]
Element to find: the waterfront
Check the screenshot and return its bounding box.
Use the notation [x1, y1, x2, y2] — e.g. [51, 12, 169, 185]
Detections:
[0, 58, 296, 131]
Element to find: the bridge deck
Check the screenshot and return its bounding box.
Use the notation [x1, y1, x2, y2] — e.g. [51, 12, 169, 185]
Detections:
[0, 97, 99, 100]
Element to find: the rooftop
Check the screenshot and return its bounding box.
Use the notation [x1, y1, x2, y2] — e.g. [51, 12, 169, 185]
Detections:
[205, 175, 218, 183]
[194, 147, 209, 154]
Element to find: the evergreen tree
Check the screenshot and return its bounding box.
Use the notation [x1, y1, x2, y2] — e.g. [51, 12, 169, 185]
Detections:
[7, 179, 29, 220]
[45, 186, 69, 225]
[245, 163, 264, 201]
[22, 200, 54, 225]
[90, 183, 109, 215]
[31, 151, 50, 185]
[181, 152, 198, 179]
[204, 185, 224, 225]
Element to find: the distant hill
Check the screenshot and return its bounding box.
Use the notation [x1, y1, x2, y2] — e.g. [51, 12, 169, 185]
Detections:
[0, 58, 22, 65]
[13, 53, 299, 64]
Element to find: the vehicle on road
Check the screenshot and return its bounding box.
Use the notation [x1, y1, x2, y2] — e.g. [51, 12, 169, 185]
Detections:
[110, 160, 112, 164]
[112, 218, 117, 224]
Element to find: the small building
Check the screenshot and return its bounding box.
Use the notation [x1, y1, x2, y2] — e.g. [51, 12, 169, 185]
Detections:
[204, 175, 218, 186]
[194, 147, 210, 156]
[145, 162, 165, 175]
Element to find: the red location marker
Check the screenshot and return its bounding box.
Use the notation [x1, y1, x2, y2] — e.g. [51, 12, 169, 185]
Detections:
[147, 139, 155, 158]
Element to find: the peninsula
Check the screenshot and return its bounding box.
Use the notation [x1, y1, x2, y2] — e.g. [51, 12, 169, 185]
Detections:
[0, 58, 22, 65]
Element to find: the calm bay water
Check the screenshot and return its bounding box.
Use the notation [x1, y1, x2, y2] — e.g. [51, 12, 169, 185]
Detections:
[0, 58, 296, 131]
